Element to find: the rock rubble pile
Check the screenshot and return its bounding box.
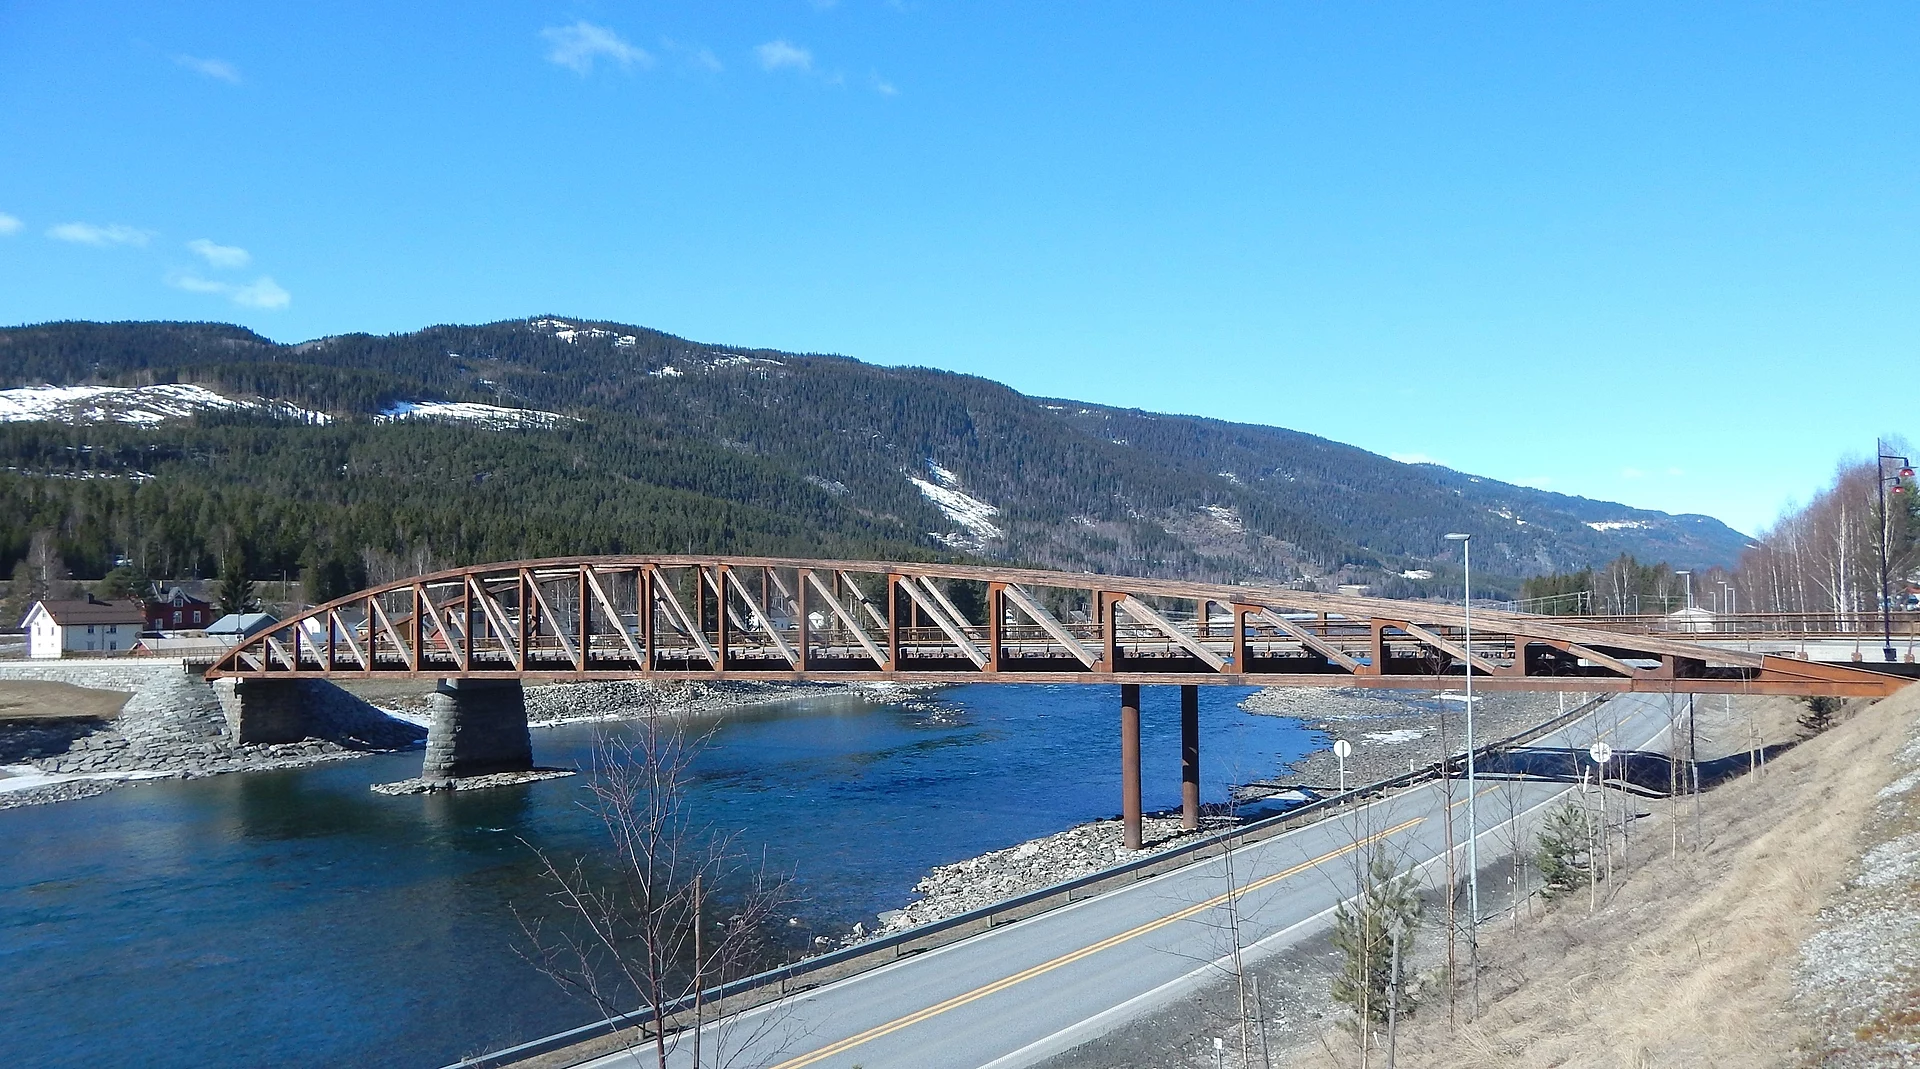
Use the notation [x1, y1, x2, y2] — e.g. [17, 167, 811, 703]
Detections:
[874, 813, 1238, 936]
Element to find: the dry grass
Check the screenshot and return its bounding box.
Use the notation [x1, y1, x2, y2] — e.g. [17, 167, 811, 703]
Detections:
[1284, 685, 1920, 1069]
[0, 679, 132, 722]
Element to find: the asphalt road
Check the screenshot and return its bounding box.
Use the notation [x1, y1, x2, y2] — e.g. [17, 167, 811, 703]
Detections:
[584, 692, 1684, 1069]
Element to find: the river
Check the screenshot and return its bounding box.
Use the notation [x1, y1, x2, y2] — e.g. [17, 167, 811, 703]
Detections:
[0, 683, 1318, 1069]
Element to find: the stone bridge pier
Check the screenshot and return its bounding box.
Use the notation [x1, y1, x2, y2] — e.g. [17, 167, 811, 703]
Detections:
[213, 678, 308, 744]
[422, 678, 533, 781]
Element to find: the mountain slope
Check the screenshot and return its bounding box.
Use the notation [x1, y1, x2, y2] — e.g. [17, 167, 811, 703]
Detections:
[0, 317, 1751, 596]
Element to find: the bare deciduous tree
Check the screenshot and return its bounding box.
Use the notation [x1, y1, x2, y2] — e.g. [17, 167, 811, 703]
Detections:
[518, 722, 794, 1069]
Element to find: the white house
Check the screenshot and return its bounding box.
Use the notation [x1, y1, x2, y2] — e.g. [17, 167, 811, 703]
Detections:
[22, 596, 147, 658]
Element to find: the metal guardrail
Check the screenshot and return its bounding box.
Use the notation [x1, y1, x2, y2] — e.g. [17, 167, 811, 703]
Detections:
[449, 692, 1615, 1069]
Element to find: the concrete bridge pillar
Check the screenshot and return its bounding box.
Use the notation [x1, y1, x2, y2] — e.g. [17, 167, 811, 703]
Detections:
[212, 678, 308, 744]
[422, 678, 532, 781]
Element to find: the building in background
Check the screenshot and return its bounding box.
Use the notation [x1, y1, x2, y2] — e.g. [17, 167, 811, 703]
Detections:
[144, 586, 213, 632]
[22, 596, 146, 658]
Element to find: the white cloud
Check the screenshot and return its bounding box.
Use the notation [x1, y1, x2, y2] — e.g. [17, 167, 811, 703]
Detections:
[0, 213, 20, 236]
[174, 54, 241, 84]
[756, 40, 813, 72]
[542, 21, 651, 75]
[1620, 467, 1645, 479]
[48, 222, 153, 247]
[1390, 452, 1446, 467]
[871, 72, 898, 96]
[186, 238, 250, 269]
[1666, 466, 1685, 477]
[168, 272, 291, 310]
[232, 276, 291, 309]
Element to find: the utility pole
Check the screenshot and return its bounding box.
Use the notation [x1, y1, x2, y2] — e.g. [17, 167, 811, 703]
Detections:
[1877, 441, 1913, 663]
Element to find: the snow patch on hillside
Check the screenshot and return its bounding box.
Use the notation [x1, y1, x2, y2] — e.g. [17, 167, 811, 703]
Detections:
[378, 401, 572, 428]
[529, 318, 637, 347]
[910, 462, 1001, 548]
[1587, 520, 1653, 532]
[1200, 504, 1244, 533]
[0, 384, 330, 425]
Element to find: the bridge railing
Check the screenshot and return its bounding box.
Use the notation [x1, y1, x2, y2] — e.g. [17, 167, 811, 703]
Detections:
[1523, 610, 1920, 638]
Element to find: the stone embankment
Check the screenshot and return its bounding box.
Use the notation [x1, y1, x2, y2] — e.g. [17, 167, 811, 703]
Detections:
[0, 661, 427, 809]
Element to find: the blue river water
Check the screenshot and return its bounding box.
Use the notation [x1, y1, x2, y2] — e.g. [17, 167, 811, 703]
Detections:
[0, 684, 1318, 1069]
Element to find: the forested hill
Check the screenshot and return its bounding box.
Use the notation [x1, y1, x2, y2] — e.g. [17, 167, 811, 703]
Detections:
[0, 317, 1750, 600]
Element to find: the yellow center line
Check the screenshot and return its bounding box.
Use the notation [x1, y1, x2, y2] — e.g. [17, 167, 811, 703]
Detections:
[768, 812, 1429, 1069]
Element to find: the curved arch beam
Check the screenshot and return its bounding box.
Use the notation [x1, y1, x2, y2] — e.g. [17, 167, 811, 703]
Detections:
[204, 555, 1904, 698]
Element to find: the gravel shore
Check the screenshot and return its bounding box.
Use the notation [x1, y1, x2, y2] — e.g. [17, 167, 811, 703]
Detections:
[874, 811, 1241, 937]
[1239, 686, 1594, 792]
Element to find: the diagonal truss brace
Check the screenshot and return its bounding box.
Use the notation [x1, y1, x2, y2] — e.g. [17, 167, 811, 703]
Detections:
[651, 573, 720, 668]
[898, 576, 987, 668]
[522, 573, 579, 668]
[583, 569, 645, 668]
[467, 576, 522, 669]
[1002, 584, 1097, 667]
[1115, 596, 1227, 671]
[837, 572, 892, 633]
[1395, 620, 1498, 675]
[418, 592, 467, 671]
[726, 571, 798, 667]
[1253, 608, 1361, 672]
[805, 570, 888, 667]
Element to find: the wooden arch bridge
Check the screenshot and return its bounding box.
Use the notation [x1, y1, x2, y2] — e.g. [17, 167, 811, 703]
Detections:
[203, 555, 1903, 851]
[207, 555, 1900, 697]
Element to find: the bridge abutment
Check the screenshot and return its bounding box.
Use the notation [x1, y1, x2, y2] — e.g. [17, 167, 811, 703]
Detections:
[422, 678, 532, 781]
[212, 678, 308, 744]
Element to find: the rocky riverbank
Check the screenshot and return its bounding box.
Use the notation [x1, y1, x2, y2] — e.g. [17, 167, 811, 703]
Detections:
[872, 810, 1240, 937]
[0, 661, 427, 809]
[519, 678, 937, 727]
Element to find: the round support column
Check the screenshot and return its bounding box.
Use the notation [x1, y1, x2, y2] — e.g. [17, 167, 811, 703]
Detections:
[1121, 683, 1142, 851]
[1180, 684, 1200, 831]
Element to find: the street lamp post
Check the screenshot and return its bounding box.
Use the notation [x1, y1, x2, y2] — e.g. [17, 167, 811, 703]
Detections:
[1444, 532, 1477, 939]
[1877, 442, 1914, 663]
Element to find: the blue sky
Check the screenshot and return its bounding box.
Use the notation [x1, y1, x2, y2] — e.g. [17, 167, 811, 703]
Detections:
[1, 2, 1913, 536]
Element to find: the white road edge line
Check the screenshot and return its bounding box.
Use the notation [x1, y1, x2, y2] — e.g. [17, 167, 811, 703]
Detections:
[973, 780, 1590, 1069]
